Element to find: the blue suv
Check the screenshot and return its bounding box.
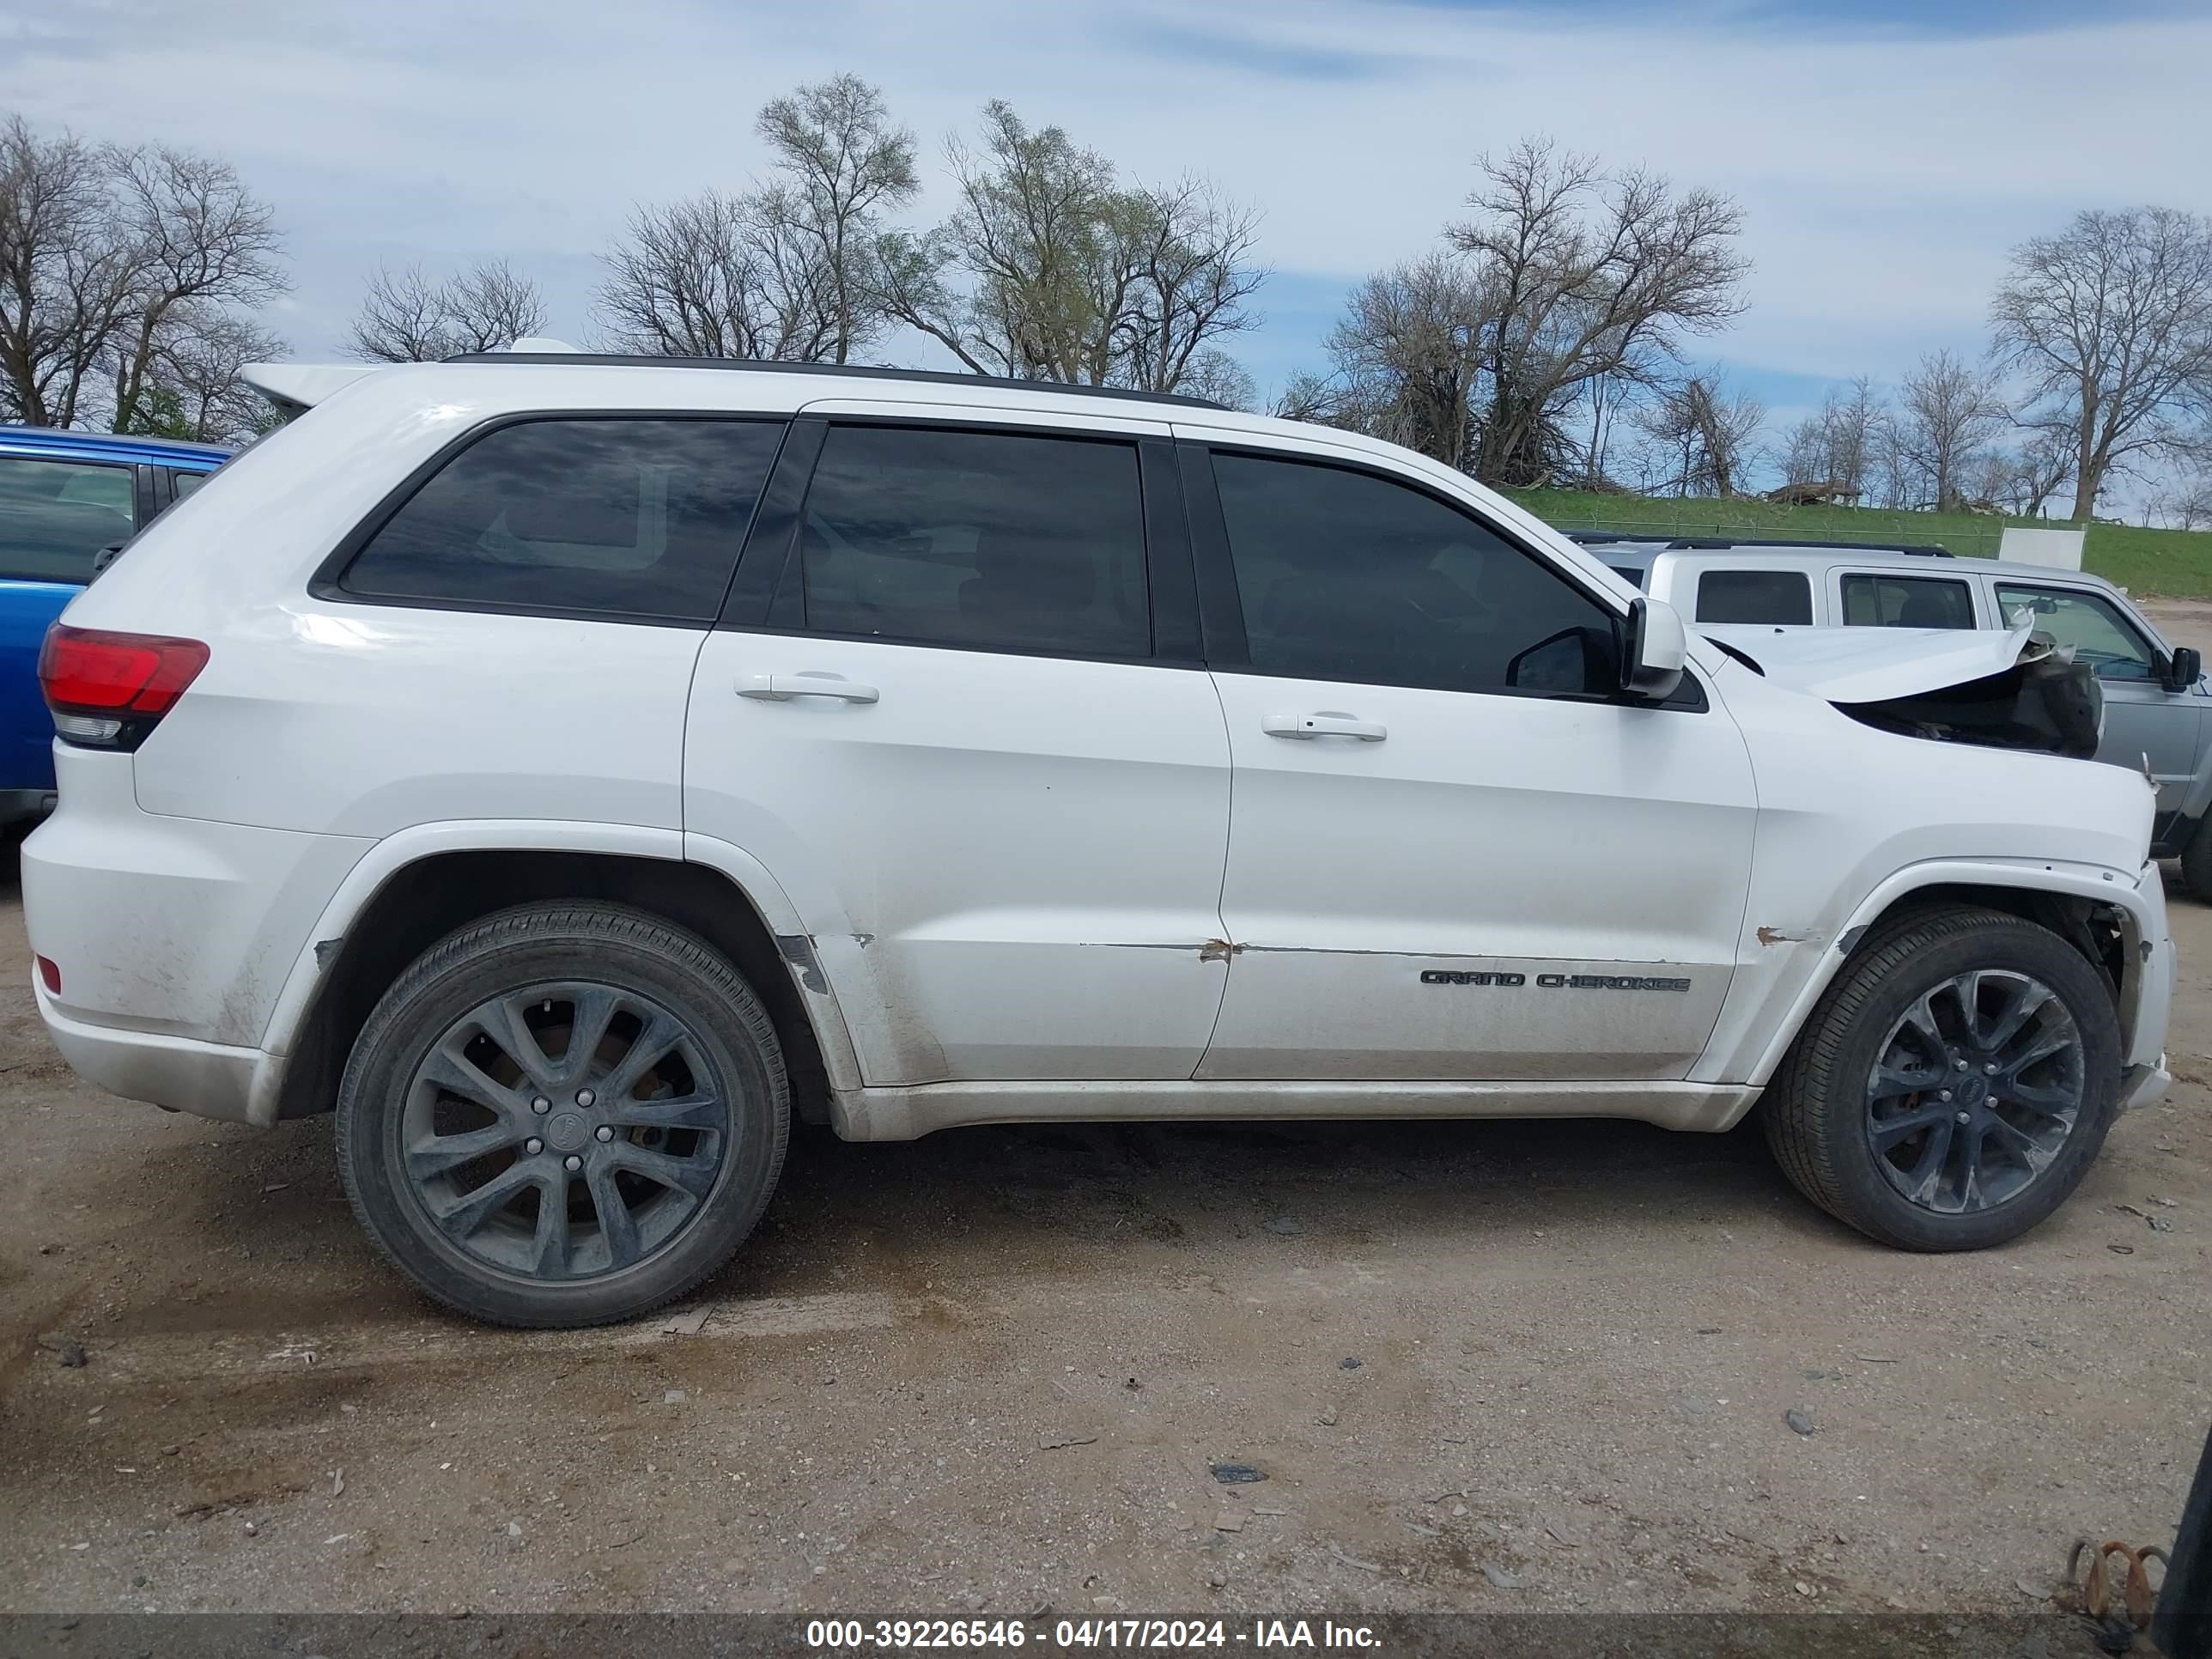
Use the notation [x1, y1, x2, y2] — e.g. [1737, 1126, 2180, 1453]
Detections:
[0, 426, 230, 822]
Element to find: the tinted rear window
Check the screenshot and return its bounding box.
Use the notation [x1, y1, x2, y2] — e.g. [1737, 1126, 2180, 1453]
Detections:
[1841, 573, 1975, 629]
[1696, 568, 1812, 625]
[797, 424, 1151, 658]
[0, 456, 137, 583]
[341, 418, 783, 620]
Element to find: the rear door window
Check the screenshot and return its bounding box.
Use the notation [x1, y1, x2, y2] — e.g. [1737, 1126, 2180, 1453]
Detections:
[795, 424, 1152, 659]
[339, 418, 784, 621]
[1695, 568, 1812, 625]
[0, 456, 137, 582]
[1840, 573, 1976, 629]
[1994, 584, 2158, 681]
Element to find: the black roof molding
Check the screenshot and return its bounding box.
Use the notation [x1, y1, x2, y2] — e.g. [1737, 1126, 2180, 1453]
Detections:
[440, 354, 1231, 411]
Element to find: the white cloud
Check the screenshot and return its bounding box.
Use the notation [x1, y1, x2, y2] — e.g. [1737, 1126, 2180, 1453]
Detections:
[3, 0, 2206, 398]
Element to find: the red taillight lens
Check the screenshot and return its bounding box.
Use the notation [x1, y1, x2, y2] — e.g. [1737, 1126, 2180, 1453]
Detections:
[37, 956, 61, 994]
[40, 625, 209, 716]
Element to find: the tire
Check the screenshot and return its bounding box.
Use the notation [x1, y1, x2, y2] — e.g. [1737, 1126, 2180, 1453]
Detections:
[2180, 816, 2212, 903]
[1761, 905, 2120, 1252]
[336, 902, 789, 1327]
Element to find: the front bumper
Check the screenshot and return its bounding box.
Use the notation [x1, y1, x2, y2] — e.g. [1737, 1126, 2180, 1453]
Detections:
[34, 977, 283, 1126]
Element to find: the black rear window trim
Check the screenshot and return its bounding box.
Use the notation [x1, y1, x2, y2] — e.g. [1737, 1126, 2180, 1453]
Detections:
[308, 409, 793, 625]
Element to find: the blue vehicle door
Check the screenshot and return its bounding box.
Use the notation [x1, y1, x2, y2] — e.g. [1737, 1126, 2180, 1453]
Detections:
[0, 453, 143, 806]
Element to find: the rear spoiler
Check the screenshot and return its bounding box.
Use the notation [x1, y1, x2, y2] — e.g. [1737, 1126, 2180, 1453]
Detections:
[240, 362, 379, 416]
[242, 338, 583, 416]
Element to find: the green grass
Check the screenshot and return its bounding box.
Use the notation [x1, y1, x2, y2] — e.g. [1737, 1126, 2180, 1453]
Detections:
[1502, 488, 2212, 599]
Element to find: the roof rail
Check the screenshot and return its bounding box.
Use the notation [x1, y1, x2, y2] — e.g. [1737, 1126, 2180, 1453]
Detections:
[1564, 530, 1954, 557]
[441, 353, 1231, 411]
[1662, 537, 1955, 556]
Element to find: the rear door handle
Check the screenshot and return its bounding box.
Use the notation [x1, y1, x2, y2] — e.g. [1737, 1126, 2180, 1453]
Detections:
[738, 672, 880, 704]
[1262, 713, 1386, 742]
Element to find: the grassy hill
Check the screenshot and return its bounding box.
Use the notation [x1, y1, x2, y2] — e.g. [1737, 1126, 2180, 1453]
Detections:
[1502, 488, 2212, 599]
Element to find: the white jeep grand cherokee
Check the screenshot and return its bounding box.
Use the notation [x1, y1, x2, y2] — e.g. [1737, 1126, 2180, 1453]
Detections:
[24, 354, 2176, 1327]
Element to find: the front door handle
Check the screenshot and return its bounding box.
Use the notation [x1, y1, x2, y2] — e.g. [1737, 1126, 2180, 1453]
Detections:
[1262, 713, 1387, 742]
[738, 672, 880, 704]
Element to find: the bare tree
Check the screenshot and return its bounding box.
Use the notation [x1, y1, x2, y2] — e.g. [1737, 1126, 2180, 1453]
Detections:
[1887, 349, 2005, 511]
[1780, 375, 1881, 501]
[872, 102, 1262, 392]
[1991, 206, 2212, 523]
[1446, 137, 1748, 485]
[1304, 254, 1487, 465]
[594, 190, 837, 359]
[1176, 348, 1255, 411]
[1633, 371, 1764, 497]
[349, 259, 547, 362]
[1566, 370, 1640, 491]
[3, 115, 288, 432]
[104, 144, 286, 432]
[118, 304, 285, 442]
[755, 74, 917, 364]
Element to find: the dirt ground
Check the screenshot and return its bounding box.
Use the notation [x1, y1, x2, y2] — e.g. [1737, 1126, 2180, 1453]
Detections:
[3, 610, 2209, 1620]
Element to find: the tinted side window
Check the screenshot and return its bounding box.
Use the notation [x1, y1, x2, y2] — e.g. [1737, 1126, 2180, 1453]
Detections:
[1841, 573, 1975, 629]
[1696, 569, 1811, 625]
[1212, 453, 1617, 696]
[798, 425, 1150, 658]
[342, 419, 782, 620]
[1995, 584, 2156, 681]
[0, 456, 137, 583]
[171, 468, 212, 501]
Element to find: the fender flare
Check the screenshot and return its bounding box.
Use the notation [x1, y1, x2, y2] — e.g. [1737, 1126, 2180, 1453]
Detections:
[1729, 855, 2157, 1092]
[255, 820, 865, 1092]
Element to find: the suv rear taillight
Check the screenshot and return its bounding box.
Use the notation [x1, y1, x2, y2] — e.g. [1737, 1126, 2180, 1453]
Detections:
[39, 624, 210, 750]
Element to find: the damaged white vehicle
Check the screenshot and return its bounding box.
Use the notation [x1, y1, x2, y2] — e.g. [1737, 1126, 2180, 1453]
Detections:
[23, 352, 2174, 1327]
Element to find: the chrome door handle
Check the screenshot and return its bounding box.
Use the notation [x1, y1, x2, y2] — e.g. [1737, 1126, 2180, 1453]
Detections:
[738, 672, 880, 704]
[1261, 713, 1386, 742]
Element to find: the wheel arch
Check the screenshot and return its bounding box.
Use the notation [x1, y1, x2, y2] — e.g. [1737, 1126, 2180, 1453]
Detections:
[266, 828, 858, 1126]
[1729, 859, 2157, 1096]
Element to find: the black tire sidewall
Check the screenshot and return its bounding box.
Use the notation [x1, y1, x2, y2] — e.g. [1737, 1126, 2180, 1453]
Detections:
[1811, 922, 2119, 1251]
[337, 908, 787, 1327]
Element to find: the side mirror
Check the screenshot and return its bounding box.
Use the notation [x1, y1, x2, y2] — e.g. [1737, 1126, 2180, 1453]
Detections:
[1620, 597, 1686, 702]
[2166, 647, 2202, 692]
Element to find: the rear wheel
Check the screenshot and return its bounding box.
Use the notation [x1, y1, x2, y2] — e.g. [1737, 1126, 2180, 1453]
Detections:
[1762, 906, 2119, 1251]
[336, 902, 788, 1327]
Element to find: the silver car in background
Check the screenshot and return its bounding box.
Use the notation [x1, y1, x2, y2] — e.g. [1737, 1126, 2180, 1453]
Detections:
[1575, 534, 2212, 894]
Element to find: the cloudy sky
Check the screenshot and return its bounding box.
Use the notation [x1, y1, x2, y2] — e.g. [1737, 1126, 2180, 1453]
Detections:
[5, 0, 2209, 452]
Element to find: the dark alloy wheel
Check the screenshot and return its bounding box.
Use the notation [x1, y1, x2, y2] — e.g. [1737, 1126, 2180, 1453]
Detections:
[337, 902, 788, 1327]
[1763, 905, 2121, 1252]
[1862, 969, 2085, 1214]
[400, 981, 735, 1280]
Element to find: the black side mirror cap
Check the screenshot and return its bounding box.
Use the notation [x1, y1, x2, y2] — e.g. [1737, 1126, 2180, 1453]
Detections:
[2167, 647, 2202, 691]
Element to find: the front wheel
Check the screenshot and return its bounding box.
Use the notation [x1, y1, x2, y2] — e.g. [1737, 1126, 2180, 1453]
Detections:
[1762, 906, 2120, 1251]
[336, 902, 789, 1327]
